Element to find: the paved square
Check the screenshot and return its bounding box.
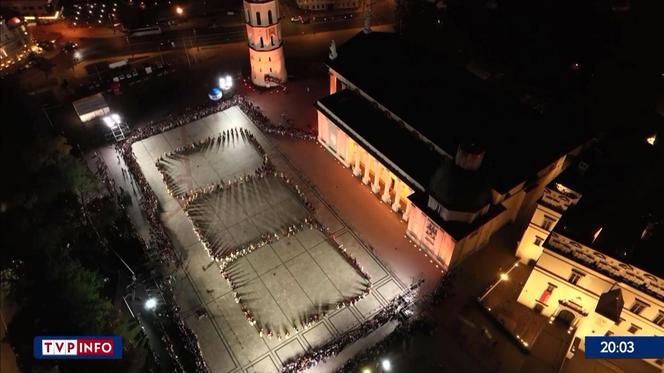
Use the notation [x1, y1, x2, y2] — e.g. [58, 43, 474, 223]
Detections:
[156, 133, 264, 197]
[226, 228, 369, 335]
[131, 106, 405, 371]
[186, 175, 309, 257]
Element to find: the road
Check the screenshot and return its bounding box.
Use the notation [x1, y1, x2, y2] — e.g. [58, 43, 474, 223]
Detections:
[33, 0, 394, 63]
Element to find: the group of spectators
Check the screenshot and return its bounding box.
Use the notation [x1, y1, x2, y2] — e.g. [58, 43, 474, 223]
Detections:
[280, 284, 419, 373]
[155, 126, 270, 202]
[108, 94, 340, 373]
[336, 317, 437, 373]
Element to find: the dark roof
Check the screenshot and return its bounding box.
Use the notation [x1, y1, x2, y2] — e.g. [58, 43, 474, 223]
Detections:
[428, 157, 492, 213]
[553, 121, 664, 278]
[408, 191, 506, 241]
[328, 31, 591, 193]
[595, 287, 624, 323]
[316, 89, 444, 189]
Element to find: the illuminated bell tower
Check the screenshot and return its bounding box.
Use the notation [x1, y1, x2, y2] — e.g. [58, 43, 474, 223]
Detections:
[243, 0, 287, 87]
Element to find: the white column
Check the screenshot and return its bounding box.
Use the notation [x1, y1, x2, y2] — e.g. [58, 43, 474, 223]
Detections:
[402, 201, 411, 221]
[391, 179, 402, 212]
[343, 138, 351, 168]
[381, 174, 393, 203]
[353, 147, 361, 176]
[372, 164, 382, 194]
[362, 153, 371, 185]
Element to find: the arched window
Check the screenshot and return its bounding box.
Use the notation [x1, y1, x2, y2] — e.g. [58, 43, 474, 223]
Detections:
[259, 37, 264, 48]
[255, 11, 261, 25]
[268, 10, 273, 24]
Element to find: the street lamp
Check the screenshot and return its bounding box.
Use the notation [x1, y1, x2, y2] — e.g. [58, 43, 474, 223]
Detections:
[144, 297, 158, 310]
[219, 75, 233, 90]
[499, 272, 509, 281]
[175, 6, 184, 15]
[381, 359, 392, 372]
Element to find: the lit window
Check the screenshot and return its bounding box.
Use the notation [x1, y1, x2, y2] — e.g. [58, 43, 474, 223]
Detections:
[541, 217, 555, 231]
[627, 324, 641, 334]
[534, 236, 544, 246]
[568, 271, 584, 285]
[653, 311, 664, 326]
[629, 299, 649, 315]
[539, 284, 555, 304]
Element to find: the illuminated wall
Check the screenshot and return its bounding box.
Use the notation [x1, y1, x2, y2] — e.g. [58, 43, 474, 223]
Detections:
[317, 111, 414, 215]
[517, 248, 664, 368]
[244, 0, 287, 87]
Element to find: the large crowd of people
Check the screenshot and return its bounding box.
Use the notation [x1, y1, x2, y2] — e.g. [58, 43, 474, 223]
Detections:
[280, 283, 420, 373]
[115, 96, 311, 373]
[336, 317, 437, 373]
[155, 127, 270, 201]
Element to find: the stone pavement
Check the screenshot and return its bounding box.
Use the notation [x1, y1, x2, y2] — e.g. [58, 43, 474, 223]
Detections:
[125, 106, 407, 372]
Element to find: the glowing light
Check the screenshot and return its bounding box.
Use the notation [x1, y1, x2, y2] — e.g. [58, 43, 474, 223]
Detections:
[499, 273, 509, 281]
[381, 359, 391, 371]
[175, 6, 184, 15]
[361, 369, 371, 373]
[219, 75, 233, 90]
[144, 297, 157, 310]
[103, 113, 122, 128]
[646, 134, 657, 146]
[592, 227, 603, 243]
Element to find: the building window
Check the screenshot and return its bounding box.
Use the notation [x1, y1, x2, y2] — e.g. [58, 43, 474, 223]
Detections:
[604, 330, 614, 336]
[541, 217, 555, 230]
[271, 35, 275, 46]
[539, 284, 555, 304]
[268, 57, 271, 62]
[653, 311, 664, 326]
[629, 299, 649, 315]
[424, 220, 437, 244]
[627, 324, 641, 334]
[568, 270, 584, 285]
[259, 37, 264, 48]
[268, 10, 273, 24]
[534, 236, 544, 246]
[256, 11, 261, 25]
[615, 317, 625, 326]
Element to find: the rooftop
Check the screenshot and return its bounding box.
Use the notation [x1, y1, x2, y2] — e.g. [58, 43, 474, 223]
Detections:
[553, 118, 664, 278]
[317, 89, 443, 190]
[327, 31, 591, 193]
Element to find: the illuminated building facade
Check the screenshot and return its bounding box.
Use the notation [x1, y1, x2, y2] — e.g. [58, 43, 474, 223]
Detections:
[0, 15, 32, 70]
[316, 32, 589, 269]
[243, 0, 287, 87]
[515, 129, 664, 369]
[1, 0, 62, 22]
[295, 0, 363, 11]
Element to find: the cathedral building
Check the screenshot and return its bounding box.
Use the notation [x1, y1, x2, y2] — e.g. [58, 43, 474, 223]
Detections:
[316, 31, 590, 269]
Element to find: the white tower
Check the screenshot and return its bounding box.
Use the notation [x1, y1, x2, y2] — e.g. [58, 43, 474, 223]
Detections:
[243, 0, 287, 87]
